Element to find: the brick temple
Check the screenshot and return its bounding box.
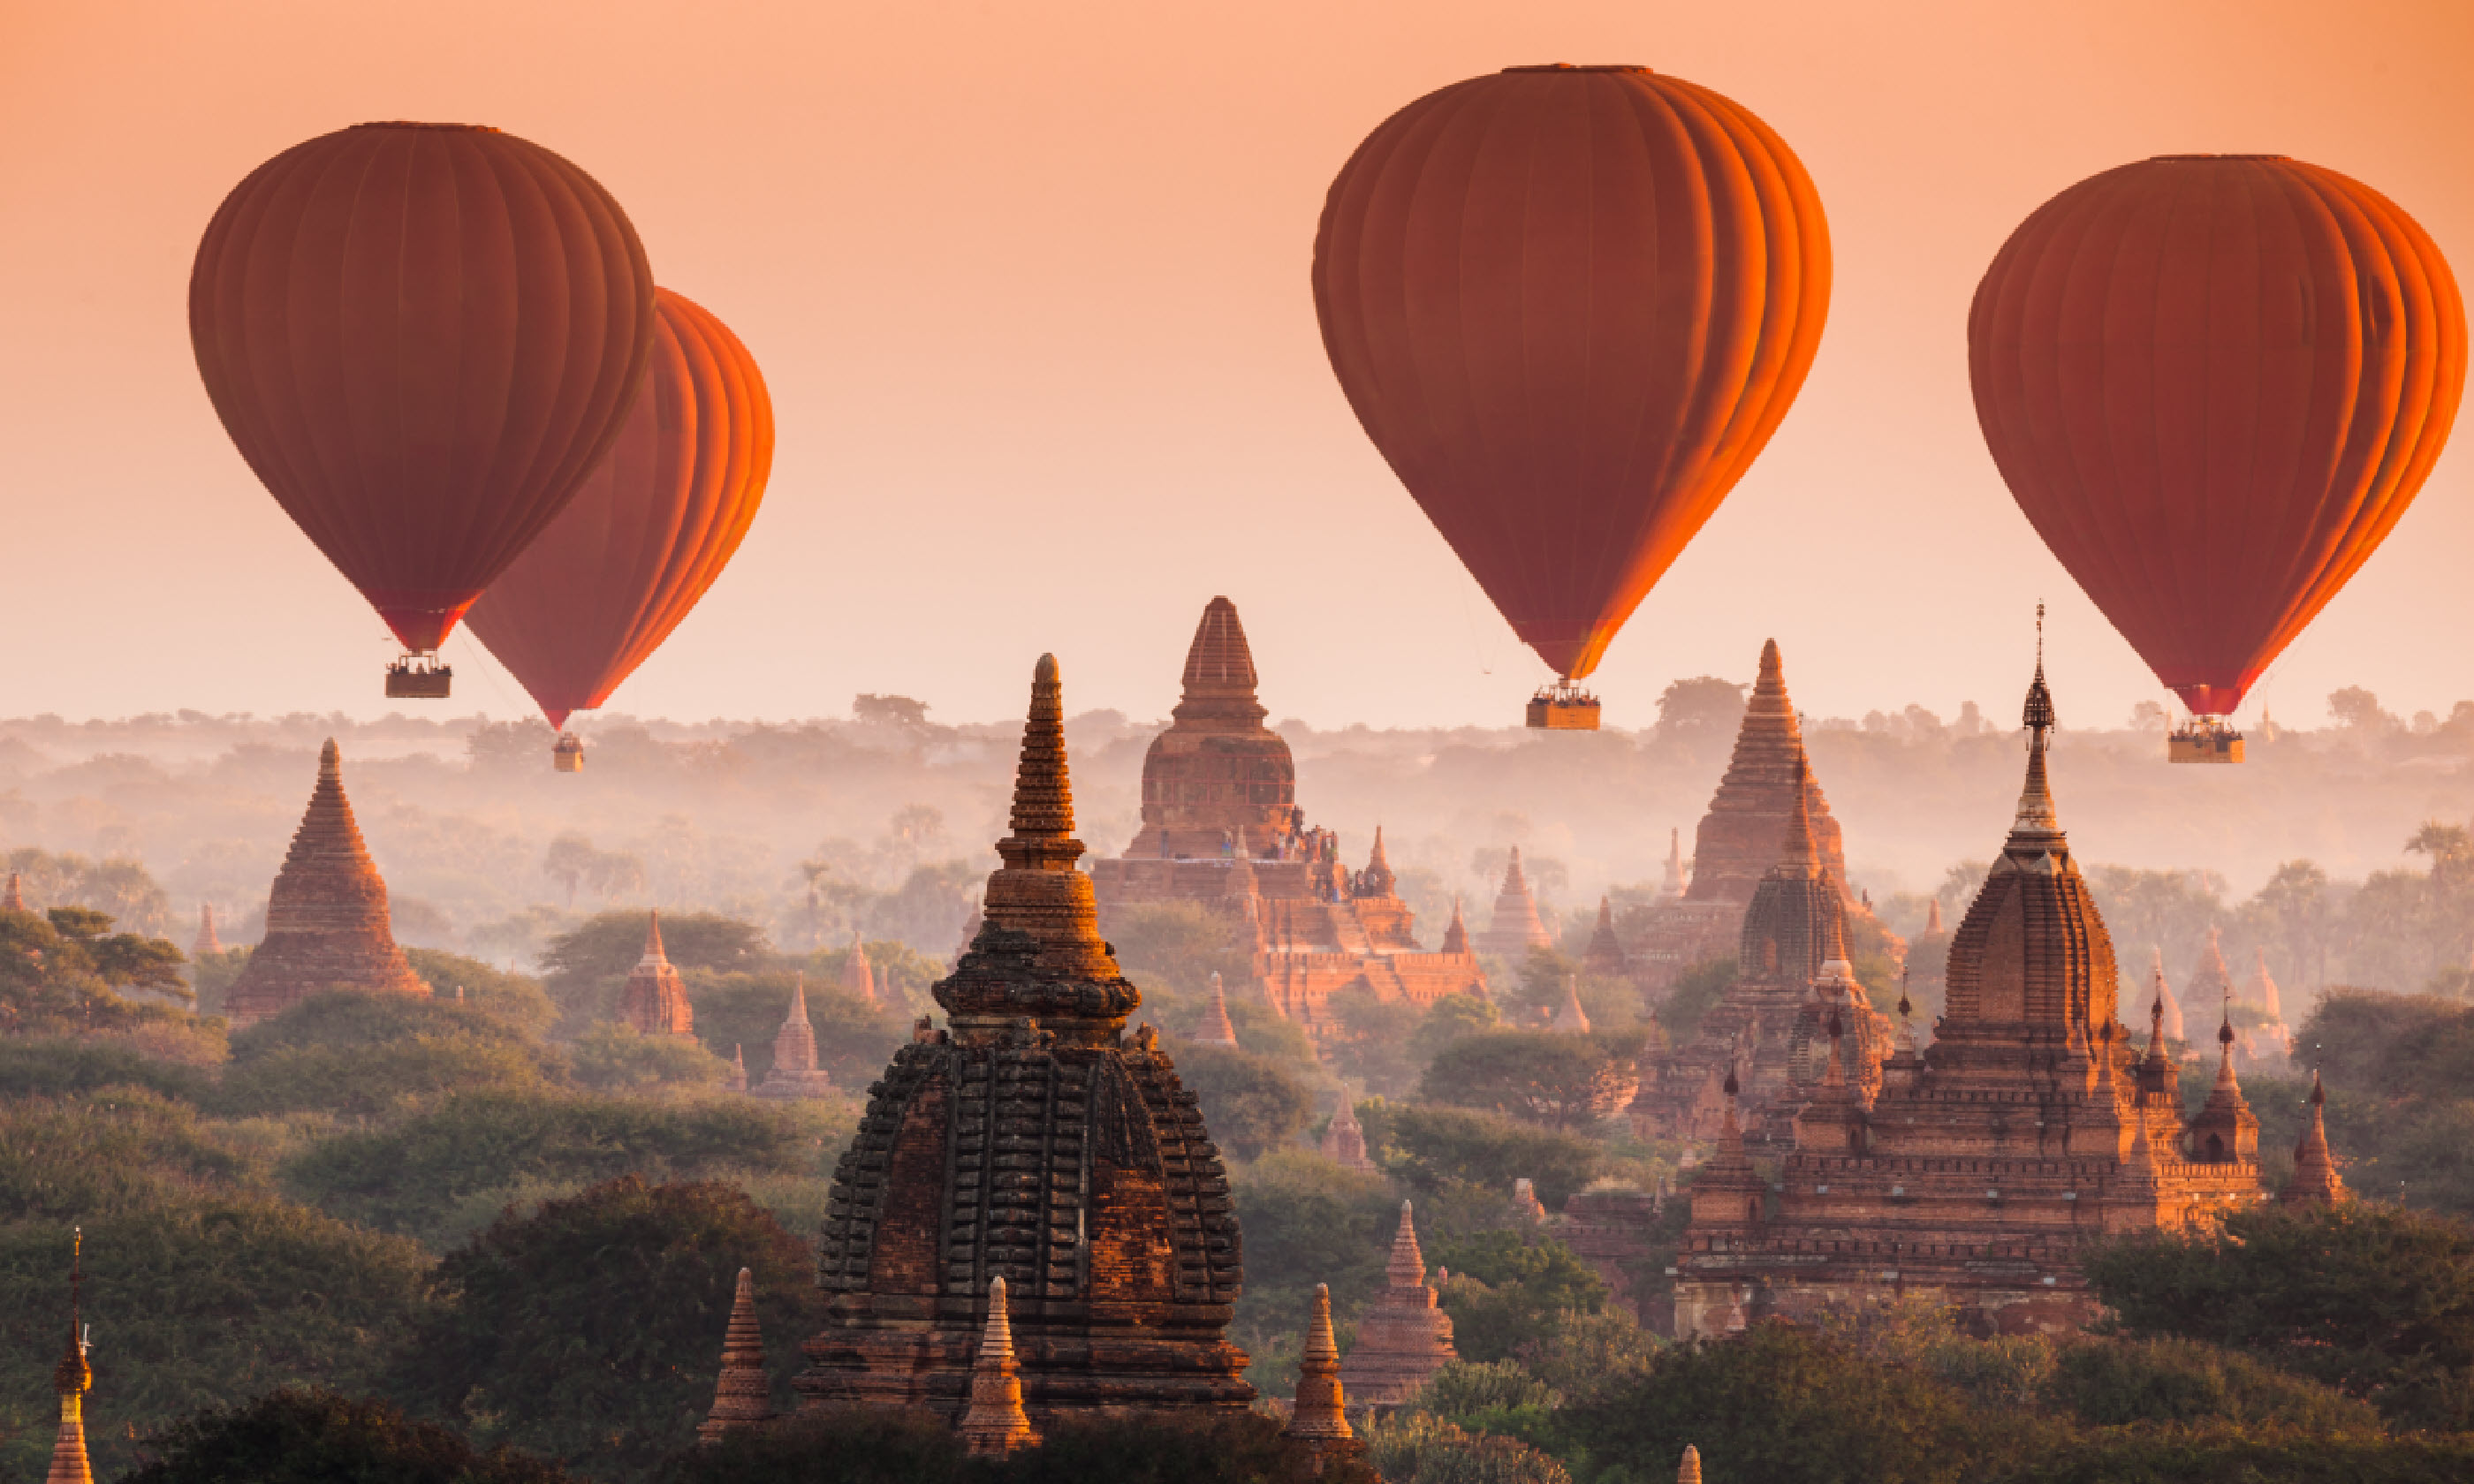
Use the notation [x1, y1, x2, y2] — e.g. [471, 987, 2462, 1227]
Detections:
[1089, 597, 1485, 1039]
[801, 654, 1253, 1425]
[222, 739, 428, 1026]
[1622, 641, 1889, 994]
[618, 912, 695, 1037]
[1671, 660, 2269, 1337]
[1337, 1201, 1456, 1406]
[1628, 752, 1893, 1145]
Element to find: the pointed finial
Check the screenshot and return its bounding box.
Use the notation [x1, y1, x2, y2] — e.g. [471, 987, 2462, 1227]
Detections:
[1285, 1283, 1354, 1445]
[1780, 746, 1820, 870]
[957, 1275, 1038, 1455]
[1678, 1445, 1704, 1484]
[319, 737, 341, 782]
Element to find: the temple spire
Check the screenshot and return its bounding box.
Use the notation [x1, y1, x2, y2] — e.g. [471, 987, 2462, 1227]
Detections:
[1170, 595, 1267, 727]
[2280, 1070, 2349, 1208]
[1558, 974, 1591, 1034]
[1678, 1445, 1704, 1484]
[1442, 896, 1470, 955]
[1283, 1283, 1355, 1451]
[956, 1276, 1038, 1456]
[2012, 610, 2063, 842]
[642, 909, 670, 966]
[1387, 1200, 1427, 1289]
[2, 872, 23, 913]
[1195, 972, 1239, 1047]
[1780, 748, 1821, 875]
[697, 1268, 778, 1442]
[48, 1229, 90, 1484]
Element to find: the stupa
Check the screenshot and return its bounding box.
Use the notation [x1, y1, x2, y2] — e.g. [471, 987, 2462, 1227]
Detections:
[699, 1268, 778, 1442]
[1623, 641, 1885, 993]
[1321, 1094, 1377, 1173]
[46, 1232, 91, 1484]
[1337, 1201, 1457, 1406]
[1441, 897, 1471, 956]
[1582, 897, 1628, 975]
[1658, 829, 1688, 901]
[1673, 649, 2268, 1336]
[1283, 1283, 1359, 1465]
[191, 904, 224, 958]
[842, 931, 878, 1008]
[2279, 1071, 2348, 1208]
[956, 1277, 1039, 1457]
[1191, 972, 1240, 1047]
[1477, 849, 1553, 959]
[2240, 950, 2295, 1073]
[801, 655, 1252, 1425]
[1631, 751, 1887, 1143]
[726, 1046, 748, 1093]
[221, 740, 427, 1026]
[753, 976, 834, 1099]
[1554, 975, 1592, 1034]
[1090, 598, 1486, 1035]
[618, 912, 695, 1037]
[2, 873, 23, 913]
[2187, 927, 2234, 1007]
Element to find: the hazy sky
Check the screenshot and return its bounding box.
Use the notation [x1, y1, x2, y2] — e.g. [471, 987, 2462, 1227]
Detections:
[3, 0, 2469, 731]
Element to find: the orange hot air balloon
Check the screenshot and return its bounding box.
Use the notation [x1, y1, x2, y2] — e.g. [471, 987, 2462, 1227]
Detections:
[1970, 155, 2464, 759]
[189, 123, 656, 697]
[464, 289, 774, 768]
[1313, 65, 1830, 724]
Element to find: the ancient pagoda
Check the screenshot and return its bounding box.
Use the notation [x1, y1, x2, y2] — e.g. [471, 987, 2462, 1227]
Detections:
[2279, 1071, 2348, 1208]
[1321, 1094, 1377, 1173]
[1284, 1283, 1360, 1466]
[801, 655, 1252, 1425]
[191, 905, 224, 958]
[619, 912, 695, 1037]
[1477, 849, 1553, 959]
[1673, 654, 2268, 1336]
[1090, 596, 1485, 1035]
[2, 872, 24, 913]
[1630, 752, 1889, 1144]
[699, 1268, 777, 1442]
[1337, 1201, 1456, 1406]
[1583, 897, 1628, 975]
[956, 1277, 1039, 1457]
[753, 977, 834, 1099]
[222, 740, 427, 1026]
[1191, 972, 1240, 1047]
[46, 1232, 91, 1484]
[1624, 641, 1880, 993]
[2187, 927, 2234, 1007]
[842, 931, 878, 1009]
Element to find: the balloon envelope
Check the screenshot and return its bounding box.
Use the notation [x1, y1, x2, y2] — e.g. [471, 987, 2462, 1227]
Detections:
[1969, 155, 2465, 717]
[465, 289, 775, 730]
[189, 122, 656, 654]
[1312, 64, 1830, 681]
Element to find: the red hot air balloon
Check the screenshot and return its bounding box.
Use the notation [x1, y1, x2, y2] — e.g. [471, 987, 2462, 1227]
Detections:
[1313, 64, 1831, 728]
[464, 289, 775, 770]
[189, 122, 656, 698]
[1969, 155, 2464, 763]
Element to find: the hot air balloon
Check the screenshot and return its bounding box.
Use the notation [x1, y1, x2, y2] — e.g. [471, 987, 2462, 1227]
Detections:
[1312, 64, 1831, 729]
[464, 289, 775, 770]
[1969, 155, 2464, 764]
[189, 122, 657, 698]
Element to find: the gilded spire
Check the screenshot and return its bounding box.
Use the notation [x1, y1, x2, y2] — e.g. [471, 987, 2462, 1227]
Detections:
[956, 1276, 1039, 1457]
[697, 1268, 777, 1442]
[48, 1229, 90, 1484]
[1387, 1201, 1427, 1290]
[2011, 611, 2064, 844]
[2280, 1070, 2349, 1208]
[1678, 1445, 1704, 1484]
[1284, 1283, 1354, 1445]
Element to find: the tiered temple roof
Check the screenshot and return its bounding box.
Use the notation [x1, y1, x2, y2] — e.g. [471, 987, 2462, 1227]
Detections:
[1191, 972, 1239, 1048]
[1091, 597, 1486, 1035]
[699, 1268, 778, 1442]
[1673, 654, 2268, 1336]
[1583, 897, 1628, 975]
[1126, 596, 1294, 859]
[1337, 1201, 1456, 1405]
[222, 740, 427, 1026]
[619, 912, 695, 1037]
[754, 976, 834, 1099]
[1477, 848, 1553, 959]
[801, 655, 1252, 1426]
[1283, 1283, 1359, 1465]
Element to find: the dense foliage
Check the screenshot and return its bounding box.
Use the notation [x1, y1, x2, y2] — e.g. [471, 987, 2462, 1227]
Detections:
[662, 1406, 1379, 1484]
[122, 1388, 576, 1484]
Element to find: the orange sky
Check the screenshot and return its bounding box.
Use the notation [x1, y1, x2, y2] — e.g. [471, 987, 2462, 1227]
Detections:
[2, 0, 2469, 731]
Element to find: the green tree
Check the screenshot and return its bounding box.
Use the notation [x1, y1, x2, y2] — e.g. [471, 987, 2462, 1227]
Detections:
[1417, 1032, 1640, 1130]
[1380, 1106, 1602, 1208]
[1323, 985, 1424, 1096]
[279, 1090, 823, 1241]
[570, 1023, 732, 1093]
[2042, 1336, 2377, 1433]
[1552, 1321, 2041, 1484]
[1655, 958, 1734, 1044]
[1169, 1041, 1315, 1160]
[1226, 1149, 1397, 1389]
[404, 949, 558, 1037]
[0, 902, 193, 1034]
[123, 1389, 575, 1484]
[1109, 902, 1255, 997]
[664, 1407, 1378, 1484]
[539, 912, 771, 1023]
[1431, 1231, 1606, 1363]
[1410, 991, 1503, 1067]
[2083, 1201, 2474, 1429]
[686, 967, 904, 1086]
[392, 1177, 824, 1480]
[217, 990, 556, 1117]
